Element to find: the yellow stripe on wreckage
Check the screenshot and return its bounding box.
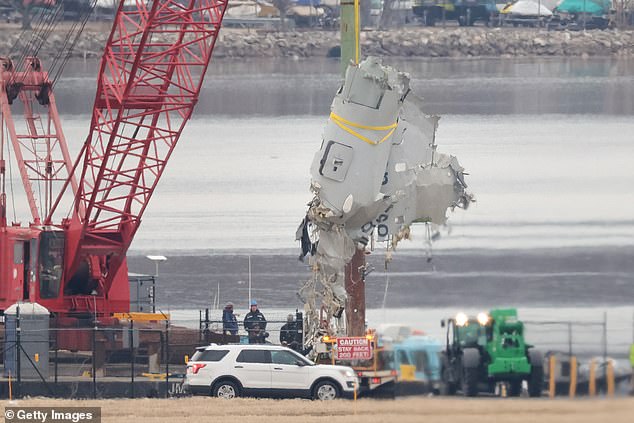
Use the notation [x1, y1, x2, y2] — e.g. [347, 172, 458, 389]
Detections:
[329, 112, 398, 146]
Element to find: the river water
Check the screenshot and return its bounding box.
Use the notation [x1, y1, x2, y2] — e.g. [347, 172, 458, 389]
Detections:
[43, 56, 634, 253]
[7, 57, 634, 355]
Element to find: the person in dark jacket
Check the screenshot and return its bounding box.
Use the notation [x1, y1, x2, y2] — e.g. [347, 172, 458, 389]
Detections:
[222, 302, 239, 336]
[244, 300, 267, 344]
[280, 314, 302, 351]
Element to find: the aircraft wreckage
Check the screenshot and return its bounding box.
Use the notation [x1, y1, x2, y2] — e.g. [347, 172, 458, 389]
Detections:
[297, 57, 473, 346]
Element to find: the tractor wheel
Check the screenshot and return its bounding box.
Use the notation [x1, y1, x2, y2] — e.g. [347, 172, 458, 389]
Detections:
[462, 366, 479, 397]
[440, 367, 457, 395]
[528, 366, 544, 397]
[527, 349, 544, 398]
[461, 348, 481, 397]
[508, 380, 522, 397]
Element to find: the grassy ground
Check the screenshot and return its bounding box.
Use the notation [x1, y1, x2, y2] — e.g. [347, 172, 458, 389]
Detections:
[2, 397, 634, 423]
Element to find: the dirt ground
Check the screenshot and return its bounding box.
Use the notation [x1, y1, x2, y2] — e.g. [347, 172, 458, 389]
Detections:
[2, 397, 634, 423]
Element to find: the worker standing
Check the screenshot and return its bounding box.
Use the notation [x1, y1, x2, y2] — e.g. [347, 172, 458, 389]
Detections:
[280, 314, 301, 352]
[222, 302, 239, 336]
[244, 300, 267, 344]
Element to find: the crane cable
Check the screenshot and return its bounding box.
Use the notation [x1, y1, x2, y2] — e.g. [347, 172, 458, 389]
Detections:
[13, 4, 63, 67]
[25, 3, 65, 60]
[7, 1, 98, 223]
[49, 0, 99, 87]
[8, 0, 98, 86]
[7, 0, 62, 218]
[8, 1, 57, 56]
[5, 125, 17, 223]
[9, 2, 65, 85]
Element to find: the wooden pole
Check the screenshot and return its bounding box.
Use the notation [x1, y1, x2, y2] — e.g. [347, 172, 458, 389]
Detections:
[345, 249, 366, 336]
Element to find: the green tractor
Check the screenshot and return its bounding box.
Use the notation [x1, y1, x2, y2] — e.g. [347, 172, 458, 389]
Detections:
[439, 308, 543, 397]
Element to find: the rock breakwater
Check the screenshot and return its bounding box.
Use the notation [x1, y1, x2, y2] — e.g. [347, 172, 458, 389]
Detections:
[1, 27, 632, 60]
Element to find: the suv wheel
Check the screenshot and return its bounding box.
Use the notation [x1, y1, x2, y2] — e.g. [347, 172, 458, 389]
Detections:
[212, 380, 240, 399]
[313, 380, 339, 400]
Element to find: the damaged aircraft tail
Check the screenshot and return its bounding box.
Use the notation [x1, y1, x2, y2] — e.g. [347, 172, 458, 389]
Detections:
[297, 57, 473, 347]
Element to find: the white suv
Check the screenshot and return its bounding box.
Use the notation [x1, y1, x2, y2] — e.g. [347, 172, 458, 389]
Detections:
[185, 344, 358, 400]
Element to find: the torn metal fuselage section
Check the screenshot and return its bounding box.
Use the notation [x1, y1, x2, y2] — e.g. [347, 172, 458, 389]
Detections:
[298, 57, 472, 347]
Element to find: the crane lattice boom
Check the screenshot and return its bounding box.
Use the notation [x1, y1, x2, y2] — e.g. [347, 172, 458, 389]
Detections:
[57, 0, 228, 306]
[0, 0, 228, 318]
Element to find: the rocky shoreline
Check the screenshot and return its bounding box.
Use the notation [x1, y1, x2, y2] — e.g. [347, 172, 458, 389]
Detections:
[1, 27, 633, 59]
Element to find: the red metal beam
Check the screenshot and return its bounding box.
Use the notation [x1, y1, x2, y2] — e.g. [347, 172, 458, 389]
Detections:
[64, 0, 228, 296]
[0, 57, 78, 225]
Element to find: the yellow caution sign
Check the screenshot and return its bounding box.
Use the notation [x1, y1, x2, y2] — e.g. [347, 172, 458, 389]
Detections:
[399, 364, 416, 382]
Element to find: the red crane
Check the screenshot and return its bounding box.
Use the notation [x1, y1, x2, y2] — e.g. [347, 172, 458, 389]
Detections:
[0, 0, 228, 321]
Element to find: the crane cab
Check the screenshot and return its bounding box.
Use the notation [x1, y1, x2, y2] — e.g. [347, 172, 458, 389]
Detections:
[0, 227, 65, 312]
[0, 226, 130, 316]
[0, 226, 38, 310]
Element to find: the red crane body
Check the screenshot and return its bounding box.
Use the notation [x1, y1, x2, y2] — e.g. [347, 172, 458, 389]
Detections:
[0, 0, 228, 321]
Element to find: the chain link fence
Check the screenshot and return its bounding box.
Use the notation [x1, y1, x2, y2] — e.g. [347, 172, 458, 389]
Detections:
[1, 309, 632, 399]
[0, 309, 306, 399]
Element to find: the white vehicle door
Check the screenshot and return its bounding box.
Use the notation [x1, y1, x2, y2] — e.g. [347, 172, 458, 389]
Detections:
[270, 349, 311, 390]
[233, 349, 272, 389]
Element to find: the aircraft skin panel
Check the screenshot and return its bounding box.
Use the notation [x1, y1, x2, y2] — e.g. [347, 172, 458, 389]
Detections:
[310, 57, 408, 220]
[300, 57, 473, 343]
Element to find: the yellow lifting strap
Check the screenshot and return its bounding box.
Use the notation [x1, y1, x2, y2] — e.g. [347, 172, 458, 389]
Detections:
[330, 112, 397, 146]
[112, 312, 170, 322]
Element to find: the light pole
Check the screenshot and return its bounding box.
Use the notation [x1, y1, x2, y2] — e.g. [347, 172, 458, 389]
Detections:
[248, 255, 252, 306]
[146, 255, 167, 313]
[147, 255, 167, 277]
